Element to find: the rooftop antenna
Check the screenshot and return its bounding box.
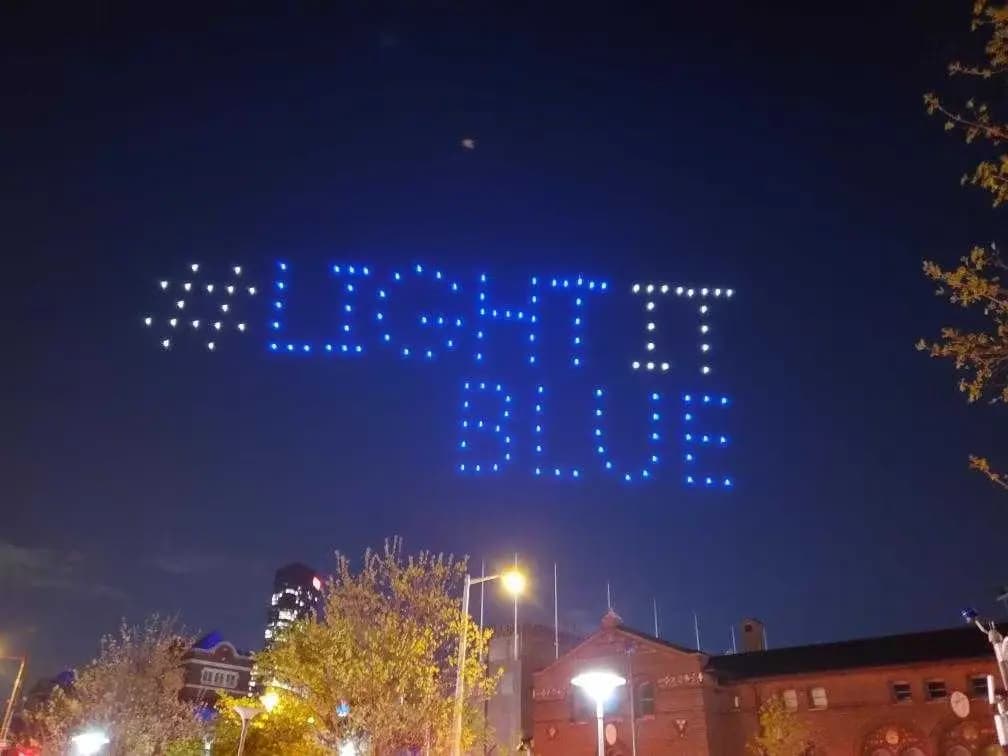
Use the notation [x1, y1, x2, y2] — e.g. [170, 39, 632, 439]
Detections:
[730, 624, 737, 654]
[513, 552, 519, 660]
[693, 611, 701, 651]
[553, 562, 559, 660]
[607, 582, 612, 611]
[479, 559, 486, 631]
[652, 598, 660, 638]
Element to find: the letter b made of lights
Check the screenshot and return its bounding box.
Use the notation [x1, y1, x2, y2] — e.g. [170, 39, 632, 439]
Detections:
[143, 262, 735, 489]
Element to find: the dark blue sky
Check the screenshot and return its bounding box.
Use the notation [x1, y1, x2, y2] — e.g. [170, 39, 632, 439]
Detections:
[4, 0, 1007, 679]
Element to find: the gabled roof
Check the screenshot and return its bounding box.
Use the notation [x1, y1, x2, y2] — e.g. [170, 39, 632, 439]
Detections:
[533, 616, 702, 678]
[707, 625, 998, 682]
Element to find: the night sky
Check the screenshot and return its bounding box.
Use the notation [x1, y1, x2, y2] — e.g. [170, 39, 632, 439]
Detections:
[4, 0, 1007, 681]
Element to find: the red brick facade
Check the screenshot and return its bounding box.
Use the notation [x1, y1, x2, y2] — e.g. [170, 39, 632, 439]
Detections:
[531, 613, 1005, 755]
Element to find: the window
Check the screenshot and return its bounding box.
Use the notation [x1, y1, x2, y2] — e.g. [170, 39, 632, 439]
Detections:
[970, 674, 990, 699]
[891, 681, 912, 703]
[926, 679, 948, 700]
[808, 687, 827, 709]
[635, 681, 655, 717]
[782, 689, 799, 711]
[199, 669, 239, 689]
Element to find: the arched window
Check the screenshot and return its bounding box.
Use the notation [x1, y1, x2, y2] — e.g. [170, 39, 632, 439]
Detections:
[635, 681, 655, 717]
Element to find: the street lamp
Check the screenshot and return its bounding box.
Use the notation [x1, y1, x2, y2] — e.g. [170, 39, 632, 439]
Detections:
[233, 704, 262, 756]
[572, 670, 627, 756]
[259, 689, 279, 713]
[0, 654, 26, 747]
[450, 567, 526, 756]
[233, 689, 281, 755]
[71, 730, 110, 755]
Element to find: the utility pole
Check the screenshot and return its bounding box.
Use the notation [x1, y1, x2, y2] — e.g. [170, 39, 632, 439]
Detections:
[0, 655, 26, 747]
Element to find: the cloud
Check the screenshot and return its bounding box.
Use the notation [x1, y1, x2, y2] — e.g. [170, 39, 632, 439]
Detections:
[148, 548, 262, 576]
[0, 541, 125, 599]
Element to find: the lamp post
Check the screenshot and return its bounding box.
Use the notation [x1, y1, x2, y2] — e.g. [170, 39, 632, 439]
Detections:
[450, 567, 526, 756]
[71, 730, 110, 755]
[234, 690, 279, 756]
[0, 654, 26, 747]
[233, 705, 261, 756]
[571, 671, 626, 756]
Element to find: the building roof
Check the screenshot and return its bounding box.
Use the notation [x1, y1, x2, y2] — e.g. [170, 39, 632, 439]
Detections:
[193, 631, 224, 650]
[618, 624, 703, 656]
[707, 625, 997, 681]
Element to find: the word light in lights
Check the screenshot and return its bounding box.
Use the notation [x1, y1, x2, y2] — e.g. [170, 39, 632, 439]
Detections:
[142, 261, 735, 488]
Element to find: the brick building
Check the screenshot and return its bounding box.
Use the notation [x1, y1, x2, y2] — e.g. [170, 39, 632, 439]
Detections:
[485, 624, 582, 752]
[180, 632, 254, 705]
[531, 610, 1005, 755]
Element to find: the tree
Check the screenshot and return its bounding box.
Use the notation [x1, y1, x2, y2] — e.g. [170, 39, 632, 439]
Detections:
[253, 537, 499, 755]
[209, 692, 327, 756]
[28, 615, 205, 756]
[920, 1, 1008, 488]
[745, 695, 809, 756]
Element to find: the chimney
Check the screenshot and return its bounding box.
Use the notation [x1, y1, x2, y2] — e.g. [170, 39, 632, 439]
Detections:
[601, 609, 623, 630]
[739, 618, 766, 653]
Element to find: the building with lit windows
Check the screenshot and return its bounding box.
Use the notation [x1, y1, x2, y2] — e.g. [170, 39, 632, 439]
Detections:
[264, 562, 322, 646]
[180, 632, 253, 705]
[530, 611, 1006, 755]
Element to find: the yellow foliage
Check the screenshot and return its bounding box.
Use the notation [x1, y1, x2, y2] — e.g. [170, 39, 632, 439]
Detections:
[745, 696, 809, 756]
[251, 537, 499, 754]
[923, 6, 1008, 488]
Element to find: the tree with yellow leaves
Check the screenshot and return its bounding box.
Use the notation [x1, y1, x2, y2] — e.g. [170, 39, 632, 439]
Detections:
[210, 692, 326, 756]
[745, 695, 809, 756]
[251, 537, 499, 755]
[921, 1, 1008, 489]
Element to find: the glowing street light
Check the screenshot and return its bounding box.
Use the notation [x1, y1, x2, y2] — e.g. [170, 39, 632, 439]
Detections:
[501, 569, 526, 596]
[71, 730, 110, 755]
[450, 566, 527, 756]
[259, 689, 279, 713]
[572, 670, 626, 756]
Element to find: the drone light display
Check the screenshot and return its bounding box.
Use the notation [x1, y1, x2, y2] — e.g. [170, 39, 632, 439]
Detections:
[143, 261, 735, 487]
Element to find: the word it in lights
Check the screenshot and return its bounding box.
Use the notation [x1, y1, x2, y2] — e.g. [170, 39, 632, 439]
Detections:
[143, 261, 735, 488]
